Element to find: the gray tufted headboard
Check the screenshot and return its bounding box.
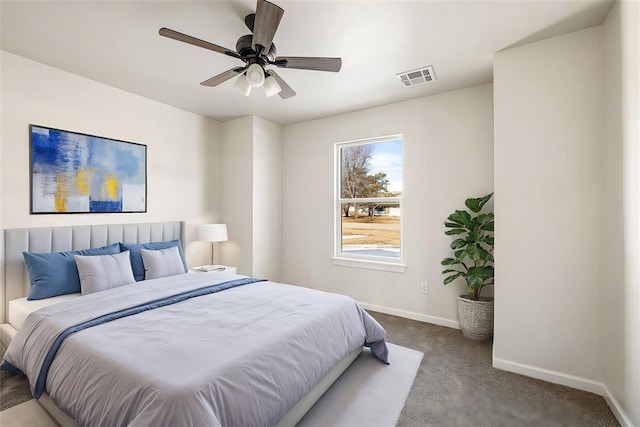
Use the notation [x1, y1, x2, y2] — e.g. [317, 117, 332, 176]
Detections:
[1, 221, 184, 323]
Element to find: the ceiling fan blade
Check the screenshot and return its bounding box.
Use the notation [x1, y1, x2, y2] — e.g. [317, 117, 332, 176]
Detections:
[267, 70, 296, 99]
[274, 56, 342, 72]
[251, 0, 284, 53]
[245, 13, 255, 32]
[200, 67, 247, 87]
[159, 27, 240, 59]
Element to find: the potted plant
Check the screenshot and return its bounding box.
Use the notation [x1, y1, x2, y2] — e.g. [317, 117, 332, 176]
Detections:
[441, 193, 494, 340]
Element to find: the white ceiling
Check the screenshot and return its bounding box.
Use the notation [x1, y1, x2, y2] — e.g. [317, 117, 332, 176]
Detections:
[1, 0, 613, 125]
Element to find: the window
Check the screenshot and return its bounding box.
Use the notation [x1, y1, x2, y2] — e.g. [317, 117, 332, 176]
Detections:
[333, 135, 404, 272]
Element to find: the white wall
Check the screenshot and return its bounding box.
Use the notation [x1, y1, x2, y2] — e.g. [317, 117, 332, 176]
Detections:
[0, 51, 222, 266]
[252, 116, 282, 281]
[221, 116, 254, 274]
[493, 28, 604, 386]
[220, 115, 282, 280]
[602, 1, 640, 424]
[281, 84, 493, 325]
[0, 27, 4, 332]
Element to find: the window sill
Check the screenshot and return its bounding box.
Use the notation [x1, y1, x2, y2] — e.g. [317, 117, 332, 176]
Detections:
[331, 257, 406, 273]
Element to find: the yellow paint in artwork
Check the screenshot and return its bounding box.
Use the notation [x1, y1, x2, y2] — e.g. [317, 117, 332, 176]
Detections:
[76, 167, 93, 195]
[101, 173, 120, 201]
[54, 173, 69, 212]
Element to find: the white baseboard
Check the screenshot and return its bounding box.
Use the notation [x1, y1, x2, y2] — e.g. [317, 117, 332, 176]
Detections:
[492, 356, 604, 394]
[356, 301, 460, 330]
[601, 385, 635, 427]
[493, 357, 633, 427]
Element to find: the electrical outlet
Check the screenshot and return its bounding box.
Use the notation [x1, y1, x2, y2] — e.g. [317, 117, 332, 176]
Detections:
[420, 281, 429, 294]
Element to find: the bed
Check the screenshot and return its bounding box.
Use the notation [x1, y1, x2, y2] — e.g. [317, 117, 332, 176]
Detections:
[0, 221, 388, 426]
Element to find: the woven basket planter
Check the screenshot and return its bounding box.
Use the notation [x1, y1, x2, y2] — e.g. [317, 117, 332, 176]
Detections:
[457, 296, 494, 340]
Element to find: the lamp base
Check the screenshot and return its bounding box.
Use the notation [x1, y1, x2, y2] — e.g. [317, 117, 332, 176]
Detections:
[210, 242, 215, 266]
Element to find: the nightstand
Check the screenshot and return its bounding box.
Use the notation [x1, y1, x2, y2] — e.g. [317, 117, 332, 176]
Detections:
[191, 265, 237, 274]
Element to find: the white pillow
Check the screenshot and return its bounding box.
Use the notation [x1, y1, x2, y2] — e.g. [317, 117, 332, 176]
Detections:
[74, 251, 136, 295]
[140, 246, 187, 280]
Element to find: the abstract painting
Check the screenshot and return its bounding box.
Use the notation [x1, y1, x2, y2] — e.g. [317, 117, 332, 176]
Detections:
[30, 125, 147, 214]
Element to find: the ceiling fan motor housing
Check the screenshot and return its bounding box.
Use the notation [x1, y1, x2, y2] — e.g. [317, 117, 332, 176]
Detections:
[236, 34, 276, 62]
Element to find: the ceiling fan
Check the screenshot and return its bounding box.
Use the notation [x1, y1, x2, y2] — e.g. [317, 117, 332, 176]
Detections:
[159, 0, 342, 99]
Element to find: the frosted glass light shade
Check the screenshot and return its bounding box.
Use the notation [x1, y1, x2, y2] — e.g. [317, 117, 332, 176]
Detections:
[264, 75, 282, 98]
[246, 63, 265, 87]
[199, 224, 228, 242]
[233, 74, 252, 96]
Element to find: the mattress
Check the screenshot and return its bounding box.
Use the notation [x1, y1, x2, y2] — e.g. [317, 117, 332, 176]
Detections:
[8, 294, 81, 331]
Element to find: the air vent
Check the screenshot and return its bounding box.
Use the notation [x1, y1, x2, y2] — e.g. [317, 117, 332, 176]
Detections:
[397, 65, 436, 87]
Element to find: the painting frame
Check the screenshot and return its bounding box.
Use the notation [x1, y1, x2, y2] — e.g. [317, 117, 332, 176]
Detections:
[29, 124, 147, 214]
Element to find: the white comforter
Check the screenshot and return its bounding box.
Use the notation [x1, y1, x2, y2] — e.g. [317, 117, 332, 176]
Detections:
[2, 273, 388, 426]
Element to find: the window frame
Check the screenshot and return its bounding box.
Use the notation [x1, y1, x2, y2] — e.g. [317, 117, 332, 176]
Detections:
[332, 134, 406, 273]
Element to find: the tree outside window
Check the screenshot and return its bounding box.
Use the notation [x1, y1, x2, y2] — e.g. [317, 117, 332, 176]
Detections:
[336, 136, 403, 261]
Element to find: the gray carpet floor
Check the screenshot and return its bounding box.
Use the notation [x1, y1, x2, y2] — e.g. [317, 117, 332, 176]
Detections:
[370, 311, 619, 427]
[0, 312, 621, 426]
[0, 369, 32, 412]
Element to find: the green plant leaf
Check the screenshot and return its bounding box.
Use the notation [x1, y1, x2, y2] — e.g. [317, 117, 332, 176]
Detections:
[466, 273, 484, 288]
[466, 266, 494, 287]
[444, 221, 463, 228]
[466, 245, 490, 261]
[465, 193, 493, 213]
[478, 246, 492, 261]
[450, 239, 466, 249]
[465, 245, 478, 260]
[468, 230, 480, 242]
[443, 193, 494, 292]
[443, 273, 461, 285]
[445, 229, 466, 235]
[464, 199, 481, 213]
[476, 213, 493, 227]
[448, 210, 472, 228]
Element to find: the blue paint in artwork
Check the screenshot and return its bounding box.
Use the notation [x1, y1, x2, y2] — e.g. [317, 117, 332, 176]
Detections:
[86, 137, 145, 183]
[31, 125, 146, 213]
[117, 150, 142, 179]
[32, 126, 145, 182]
[32, 129, 87, 174]
[90, 200, 122, 212]
[31, 131, 66, 170]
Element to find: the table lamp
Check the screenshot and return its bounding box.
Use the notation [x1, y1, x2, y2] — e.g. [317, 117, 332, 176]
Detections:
[199, 224, 228, 267]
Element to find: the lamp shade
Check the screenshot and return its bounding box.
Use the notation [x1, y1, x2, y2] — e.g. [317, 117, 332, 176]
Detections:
[246, 63, 265, 88]
[199, 224, 228, 243]
[264, 75, 282, 98]
[233, 74, 252, 96]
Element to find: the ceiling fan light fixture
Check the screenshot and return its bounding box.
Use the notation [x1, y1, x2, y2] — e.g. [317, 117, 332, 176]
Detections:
[263, 75, 282, 97]
[159, 0, 342, 100]
[246, 63, 265, 87]
[233, 74, 252, 96]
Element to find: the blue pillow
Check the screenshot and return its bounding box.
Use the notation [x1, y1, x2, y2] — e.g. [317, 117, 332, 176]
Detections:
[24, 243, 121, 300]
[119, 240, 187, 281]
